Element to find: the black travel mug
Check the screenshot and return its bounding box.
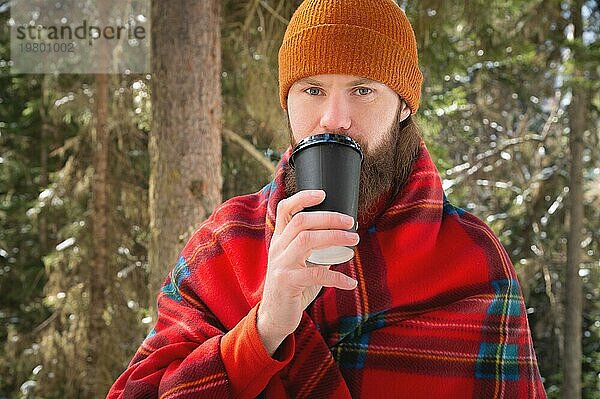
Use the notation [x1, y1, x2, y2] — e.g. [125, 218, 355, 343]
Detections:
[290, 133, 363, 264]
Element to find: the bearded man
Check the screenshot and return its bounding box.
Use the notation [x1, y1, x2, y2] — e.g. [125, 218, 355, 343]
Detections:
[108, 0, 546, 398]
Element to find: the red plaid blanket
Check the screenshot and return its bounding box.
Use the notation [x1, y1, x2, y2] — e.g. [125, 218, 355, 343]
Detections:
[108, 143, 546, 398]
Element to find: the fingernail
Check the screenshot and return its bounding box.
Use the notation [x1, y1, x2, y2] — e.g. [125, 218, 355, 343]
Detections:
[345, 231, 359, 242]
[348, 277, 358, 288]
[311, 190, 325, 198]
[341, 214, 354, 227]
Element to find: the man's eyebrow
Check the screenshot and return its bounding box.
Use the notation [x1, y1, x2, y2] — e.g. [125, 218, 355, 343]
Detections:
[296, 77, 325, 86]
[348, 78, 375, 86]
[296, 77, 377, 86]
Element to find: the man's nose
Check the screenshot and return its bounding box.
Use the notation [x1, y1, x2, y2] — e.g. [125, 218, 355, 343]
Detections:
[319, 93, 351, 133]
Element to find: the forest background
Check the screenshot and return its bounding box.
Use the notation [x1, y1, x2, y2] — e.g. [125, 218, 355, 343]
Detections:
[0, 0, 598, 398]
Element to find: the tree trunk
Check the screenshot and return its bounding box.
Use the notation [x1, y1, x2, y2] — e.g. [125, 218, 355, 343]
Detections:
[87, 71, 110, 397]
[149, 0, 223, 308]
[563, 0, 585, 397]
[86, 2, 111, 396]
[39, 75, 50, 254]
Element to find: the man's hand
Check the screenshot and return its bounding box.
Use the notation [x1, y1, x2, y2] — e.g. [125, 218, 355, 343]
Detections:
[257, 189, 359, 356]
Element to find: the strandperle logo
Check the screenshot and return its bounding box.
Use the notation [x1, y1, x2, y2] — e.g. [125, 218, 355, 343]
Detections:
[15, 19, 147, 47]
[10, 0, 150, 74]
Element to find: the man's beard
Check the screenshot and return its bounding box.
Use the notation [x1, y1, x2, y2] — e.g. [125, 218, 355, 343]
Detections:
[284, 110, 422, 219]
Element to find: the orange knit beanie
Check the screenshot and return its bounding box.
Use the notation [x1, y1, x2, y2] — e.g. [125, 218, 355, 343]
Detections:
[278, 0, 423, 114]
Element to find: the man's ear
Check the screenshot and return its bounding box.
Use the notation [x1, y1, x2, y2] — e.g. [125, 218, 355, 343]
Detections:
[399, 100, 411, 122]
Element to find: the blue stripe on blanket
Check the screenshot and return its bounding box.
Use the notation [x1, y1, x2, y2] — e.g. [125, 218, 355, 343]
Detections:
[475, 342, 519, 381]
[161, 256, 191, 302]
[333, 312, 386, 369]
[487, 279, 521, 316]
[442, 194, 465, 216]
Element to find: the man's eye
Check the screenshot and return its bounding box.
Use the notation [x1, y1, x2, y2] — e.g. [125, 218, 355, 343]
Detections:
[355, 87, 373, 96]
[305, 87, 322, 96]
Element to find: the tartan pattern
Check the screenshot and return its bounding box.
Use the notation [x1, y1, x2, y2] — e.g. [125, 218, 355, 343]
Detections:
[108, 143, 546, 398]
[476, 342, 520, 381]
[160, 256, 190, 302]
[487, 279, 522, 316]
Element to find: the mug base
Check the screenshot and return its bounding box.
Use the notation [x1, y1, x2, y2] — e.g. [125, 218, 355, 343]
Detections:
[307, 246, 355, 265]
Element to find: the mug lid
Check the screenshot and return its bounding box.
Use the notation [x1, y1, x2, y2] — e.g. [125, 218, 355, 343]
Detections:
[291, 133, 364, 166]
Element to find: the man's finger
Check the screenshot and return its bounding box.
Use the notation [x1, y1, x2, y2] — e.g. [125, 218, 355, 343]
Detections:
[274, 190, 326, 235]
[288, 267, 358, 290]
[276, 211, 355, 252]
[286, 229, 359, 261]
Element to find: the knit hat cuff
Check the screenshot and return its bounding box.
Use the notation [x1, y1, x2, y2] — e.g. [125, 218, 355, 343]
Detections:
[278, 24, 423, 113]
